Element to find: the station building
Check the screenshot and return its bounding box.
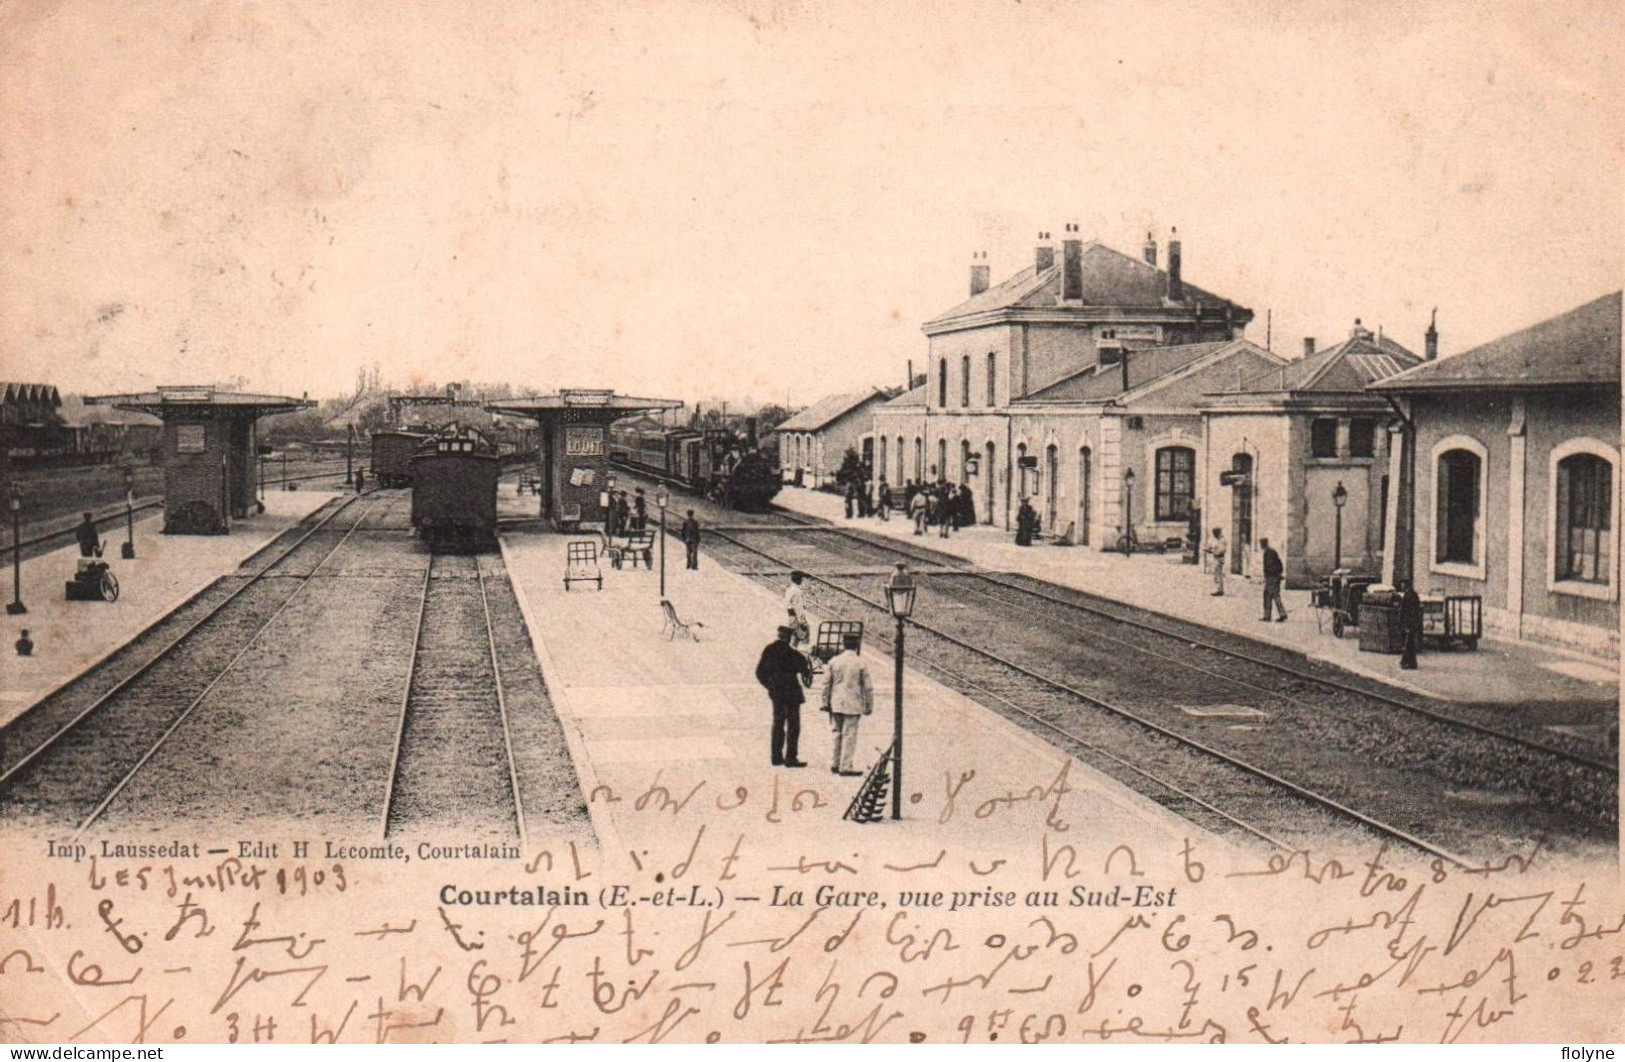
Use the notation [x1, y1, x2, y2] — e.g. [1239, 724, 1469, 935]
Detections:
[775, 389, 891, 487]
[1372, 291, 1621, 659]
[874, 228, 1256, 533]
[1199, 322, 1422, 585]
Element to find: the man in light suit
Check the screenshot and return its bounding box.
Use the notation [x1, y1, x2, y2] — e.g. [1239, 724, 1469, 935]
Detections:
[821, 633, 873, 776]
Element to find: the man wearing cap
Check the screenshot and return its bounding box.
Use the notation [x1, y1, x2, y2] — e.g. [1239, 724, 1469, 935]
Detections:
[755, 624, 812, 767]
[822, 633, 873, 776]
[75, 512, 102, 558]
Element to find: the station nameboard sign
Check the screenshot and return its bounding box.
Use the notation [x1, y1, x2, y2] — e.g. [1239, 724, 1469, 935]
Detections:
[565, 426, 605, 456]
[160, 386, 214, 403]
[561, 389, 613, 406]
[175, 424, 207, 453]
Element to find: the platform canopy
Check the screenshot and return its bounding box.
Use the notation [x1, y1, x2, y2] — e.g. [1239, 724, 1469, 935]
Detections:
[484, 389, 682, 422]
[87, 386, 314, 418]
[485, 390, 682, 529]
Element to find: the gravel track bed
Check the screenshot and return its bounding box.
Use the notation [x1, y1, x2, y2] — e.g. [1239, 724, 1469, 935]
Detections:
[0, 577, 313, 827]
[0, 498, 381, 828]
[97, 564, 425, 833]
[732, 567, 1377, 857]
[0, 577, 244, 775]
[386, 554, 520, 841]
[789, 523, 1617, 746]
[704, 533, 1607, 863]
[477, 553, 593, 842]
[750, 528, 1616, 826]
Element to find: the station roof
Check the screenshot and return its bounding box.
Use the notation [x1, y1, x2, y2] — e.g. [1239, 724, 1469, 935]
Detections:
[1371, 291, 1621, 392]
[1211, 335, 1421, 397]
[1, 383, 61, 408]
[87, 386, 314, 418]
[776, 390, 889, 433]
[485, 391, 683, 420]
[923, 241, 1251, 334]
[59, 394, 161, 428]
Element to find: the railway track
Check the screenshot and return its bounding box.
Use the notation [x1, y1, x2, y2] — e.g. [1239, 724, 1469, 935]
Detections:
[766, 517, 1618, 773]
[382, 552, 526, 843]
[1, 468, 360, 563]
[703, 524, 1608, 866]
[0, 492, 383, 835]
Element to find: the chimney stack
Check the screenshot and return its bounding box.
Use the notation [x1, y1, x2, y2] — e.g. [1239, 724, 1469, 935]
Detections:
[1303, 337, 1316, 358]
[1425, 308, 1439, 361]
[1062, 222, 1083, 301]
[1143, 230, 1158, 267]
[969, 251, 990, 297]
[1034, 231, 1055, 273]
[1167, 227, 1183, 301]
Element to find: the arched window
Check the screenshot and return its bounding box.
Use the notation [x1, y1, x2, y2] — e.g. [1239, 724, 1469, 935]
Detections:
[960, 439, 971, 484]
[896, 436, 905, 484]
[1154, 446, 1196, 521]
[878, 436, 888, 485]
[936, 438, 947, 481]
[1435, 447, 1482, 566]
[960, 355, 971, 407]
[986, 352, 997, 406]
[913, 437, 923, 480]
[1556, 452, 1612, 585]
[938, 359, 948, 408]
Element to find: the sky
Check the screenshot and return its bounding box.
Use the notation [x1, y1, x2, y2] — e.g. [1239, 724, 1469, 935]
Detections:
[1, 0, 1620, 406]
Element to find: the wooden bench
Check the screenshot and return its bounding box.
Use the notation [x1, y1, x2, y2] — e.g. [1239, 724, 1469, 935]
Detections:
[809, 620, 864, 672]
[606, 530, 655, 570]
[564, 540, 602, 591]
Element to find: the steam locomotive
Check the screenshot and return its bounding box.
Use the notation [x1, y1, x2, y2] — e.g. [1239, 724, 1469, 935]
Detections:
[607, 421, 781, 512]
[410, 427, 501, 550]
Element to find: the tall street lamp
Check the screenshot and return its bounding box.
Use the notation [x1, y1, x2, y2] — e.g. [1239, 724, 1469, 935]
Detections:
[1332, 480, 1348, 571]
[121, 466, 136, 559]
[654, 487, 670, 597]
[7, 485, 25, 615]
[884, 562, 916, 821]
[1121, 467, 1136, 557]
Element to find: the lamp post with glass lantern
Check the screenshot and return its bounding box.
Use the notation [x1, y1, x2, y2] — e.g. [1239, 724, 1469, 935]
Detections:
[1332, 480, 1348, 571]
[884, 563, 916, 821]
[121, 466, 136, 559]
[7, 485, 24, 615]
[654, 487, 670, 597]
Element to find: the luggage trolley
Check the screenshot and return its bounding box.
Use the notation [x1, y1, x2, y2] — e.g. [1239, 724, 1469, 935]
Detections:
[1311, 569, 1378, 639]
[66, 558, 120, 603]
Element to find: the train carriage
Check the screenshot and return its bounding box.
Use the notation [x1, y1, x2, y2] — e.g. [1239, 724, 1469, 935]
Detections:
[371, 429, 432, 488]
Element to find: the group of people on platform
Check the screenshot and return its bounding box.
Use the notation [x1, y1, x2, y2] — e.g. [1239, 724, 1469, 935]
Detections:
[603, 487, 649, 538]
[754, 570, 874, 777]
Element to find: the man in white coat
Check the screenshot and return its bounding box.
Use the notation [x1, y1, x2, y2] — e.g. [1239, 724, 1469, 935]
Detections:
[821, 633, 873, 776]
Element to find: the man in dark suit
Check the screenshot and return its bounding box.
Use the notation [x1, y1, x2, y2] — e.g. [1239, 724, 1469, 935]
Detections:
[755, 625, 812, 767]
[75, 512, 102, 558]
[1259, 537, 1288, 622]
[679, 510, 701, 570]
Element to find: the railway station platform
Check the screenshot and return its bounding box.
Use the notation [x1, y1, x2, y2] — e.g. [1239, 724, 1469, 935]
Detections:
[772, 488, 1618, 729]
[0, 490, 336, 729]
[498, 529, 1239, 862]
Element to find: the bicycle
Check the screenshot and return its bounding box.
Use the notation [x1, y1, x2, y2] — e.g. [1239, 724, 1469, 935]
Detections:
[1114, 525, 1139, 557]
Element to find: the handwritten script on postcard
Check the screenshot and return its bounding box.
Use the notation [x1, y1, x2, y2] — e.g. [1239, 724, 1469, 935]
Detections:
[3, 772, 1621, 1045]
